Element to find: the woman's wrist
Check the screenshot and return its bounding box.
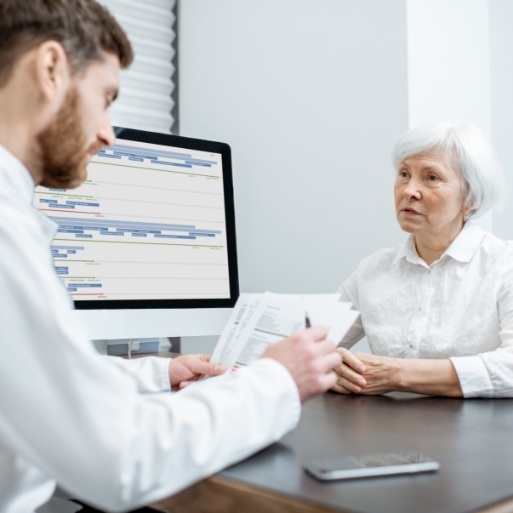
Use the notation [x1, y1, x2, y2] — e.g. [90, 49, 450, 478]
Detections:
[388, 358, 464, 396]
[388, 357, 408, 391]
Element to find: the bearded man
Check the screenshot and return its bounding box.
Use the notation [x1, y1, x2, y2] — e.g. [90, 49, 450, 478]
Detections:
[0, 1, 341, 512]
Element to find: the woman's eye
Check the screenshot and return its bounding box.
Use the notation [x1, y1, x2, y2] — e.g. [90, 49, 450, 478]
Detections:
[398, 170, 408, 178]
[428, 174, 439, 181]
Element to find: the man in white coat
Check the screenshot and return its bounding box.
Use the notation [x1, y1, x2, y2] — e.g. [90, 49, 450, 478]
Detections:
[0, 1, 341, 512]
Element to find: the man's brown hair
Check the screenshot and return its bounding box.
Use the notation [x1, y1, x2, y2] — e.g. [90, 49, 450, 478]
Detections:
[0, 0, 133, 86]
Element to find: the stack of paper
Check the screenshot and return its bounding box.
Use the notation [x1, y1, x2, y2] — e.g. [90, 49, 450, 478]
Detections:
[210, 292, 359, 372]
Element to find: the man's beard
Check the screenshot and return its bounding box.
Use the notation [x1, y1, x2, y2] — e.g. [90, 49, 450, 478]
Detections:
[37, 87, 97, 190]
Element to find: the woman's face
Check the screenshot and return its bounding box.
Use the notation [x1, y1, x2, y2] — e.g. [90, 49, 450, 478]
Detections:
[394, 152, 466, 242]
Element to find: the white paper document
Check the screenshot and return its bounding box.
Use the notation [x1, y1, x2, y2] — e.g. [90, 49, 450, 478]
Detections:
[210, 292, 359, 372]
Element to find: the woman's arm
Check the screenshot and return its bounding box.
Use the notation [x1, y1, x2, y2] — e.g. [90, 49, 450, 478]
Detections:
[332, 349, 463, 397]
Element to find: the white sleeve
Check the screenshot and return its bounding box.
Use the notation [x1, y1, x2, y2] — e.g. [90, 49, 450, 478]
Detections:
[449, 355, 495, 397]
[102, 356, 171, 393]
[450, 348, 513, 398]
[337, 270, 365, 348]
[450, 250, 513, 398]
[0, 203, 301, 512]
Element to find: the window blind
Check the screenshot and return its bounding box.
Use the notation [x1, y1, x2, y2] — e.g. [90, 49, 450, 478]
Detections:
[100, 0, 176, 134]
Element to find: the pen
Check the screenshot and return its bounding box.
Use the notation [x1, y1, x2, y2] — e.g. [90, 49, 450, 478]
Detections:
[305, 312, 311, 329]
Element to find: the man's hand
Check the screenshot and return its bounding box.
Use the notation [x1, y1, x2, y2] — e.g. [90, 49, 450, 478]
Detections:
[261, 326, 342, 403]
[169, 354, 226, 390]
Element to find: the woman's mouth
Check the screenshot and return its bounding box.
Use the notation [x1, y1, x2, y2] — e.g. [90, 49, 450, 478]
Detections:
[402, 208, 422, 216]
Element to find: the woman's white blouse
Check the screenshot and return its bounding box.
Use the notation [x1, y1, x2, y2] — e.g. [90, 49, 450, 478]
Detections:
[338, 221, 513, 398]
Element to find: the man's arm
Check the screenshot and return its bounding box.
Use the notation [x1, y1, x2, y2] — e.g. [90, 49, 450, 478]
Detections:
[106, 354, 225, 393]
[1, 213, 340, 512]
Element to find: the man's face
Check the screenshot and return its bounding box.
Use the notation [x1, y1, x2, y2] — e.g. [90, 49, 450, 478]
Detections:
[37, 53, 120, 189]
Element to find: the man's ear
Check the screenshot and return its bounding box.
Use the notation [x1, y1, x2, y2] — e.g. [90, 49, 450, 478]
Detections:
[34, 40, 71, 104]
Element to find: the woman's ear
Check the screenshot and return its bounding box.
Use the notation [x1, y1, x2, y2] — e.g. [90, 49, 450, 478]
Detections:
[462, 203, 474, 219]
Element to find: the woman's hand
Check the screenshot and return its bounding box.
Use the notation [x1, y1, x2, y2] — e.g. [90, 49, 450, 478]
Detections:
[168, 354, 226, 390]
[332, 349, 399, 395]
[331, 347, 367, 394]
[349, 353, 399, 395]
[332, 351, 463, 397]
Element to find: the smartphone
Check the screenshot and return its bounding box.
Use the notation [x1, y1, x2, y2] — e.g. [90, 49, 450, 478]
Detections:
[304, 452, 440, 481]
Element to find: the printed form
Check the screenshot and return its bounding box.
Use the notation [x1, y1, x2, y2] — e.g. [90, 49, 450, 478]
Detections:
[211, 292, 359, 372]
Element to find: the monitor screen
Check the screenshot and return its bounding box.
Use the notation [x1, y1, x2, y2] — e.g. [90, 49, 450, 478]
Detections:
[33, 127, 239, 342]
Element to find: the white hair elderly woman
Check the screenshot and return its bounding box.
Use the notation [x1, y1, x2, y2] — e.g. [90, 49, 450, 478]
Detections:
[333, 122, 513, 398]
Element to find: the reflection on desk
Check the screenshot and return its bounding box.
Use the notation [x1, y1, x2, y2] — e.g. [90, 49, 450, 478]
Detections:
[153, 392, 513, 513]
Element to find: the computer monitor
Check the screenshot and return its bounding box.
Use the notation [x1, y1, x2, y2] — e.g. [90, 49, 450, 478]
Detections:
[33, 127, 239, 346]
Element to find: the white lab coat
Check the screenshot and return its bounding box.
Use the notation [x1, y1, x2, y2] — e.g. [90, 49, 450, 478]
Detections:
[0, 146, 300, 512]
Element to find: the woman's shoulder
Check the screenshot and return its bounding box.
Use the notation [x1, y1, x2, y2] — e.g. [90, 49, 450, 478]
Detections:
[479, 229, 513, 256]
[474, 229, 513, 277]
[356, 243, 405, 272]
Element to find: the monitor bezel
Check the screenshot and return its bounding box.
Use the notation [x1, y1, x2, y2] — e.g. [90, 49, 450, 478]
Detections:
[73, 126, 239, 310]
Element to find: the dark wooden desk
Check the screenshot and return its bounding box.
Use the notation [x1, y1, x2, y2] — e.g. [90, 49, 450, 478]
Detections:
[152, 392, 513, 513]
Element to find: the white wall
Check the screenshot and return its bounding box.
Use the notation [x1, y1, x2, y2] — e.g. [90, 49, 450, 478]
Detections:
[407, 0, 491, 131]
[490, 0, 513, 240]
[177, 0, 508, 354]
[178, 0, 411, 354]
[406, 0, 513, 238]
[407, 0, 493, 232]
[179, 0, 408, 296]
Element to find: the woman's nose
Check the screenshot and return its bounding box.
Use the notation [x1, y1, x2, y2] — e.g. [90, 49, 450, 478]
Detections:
[404, 180, 422, 200]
